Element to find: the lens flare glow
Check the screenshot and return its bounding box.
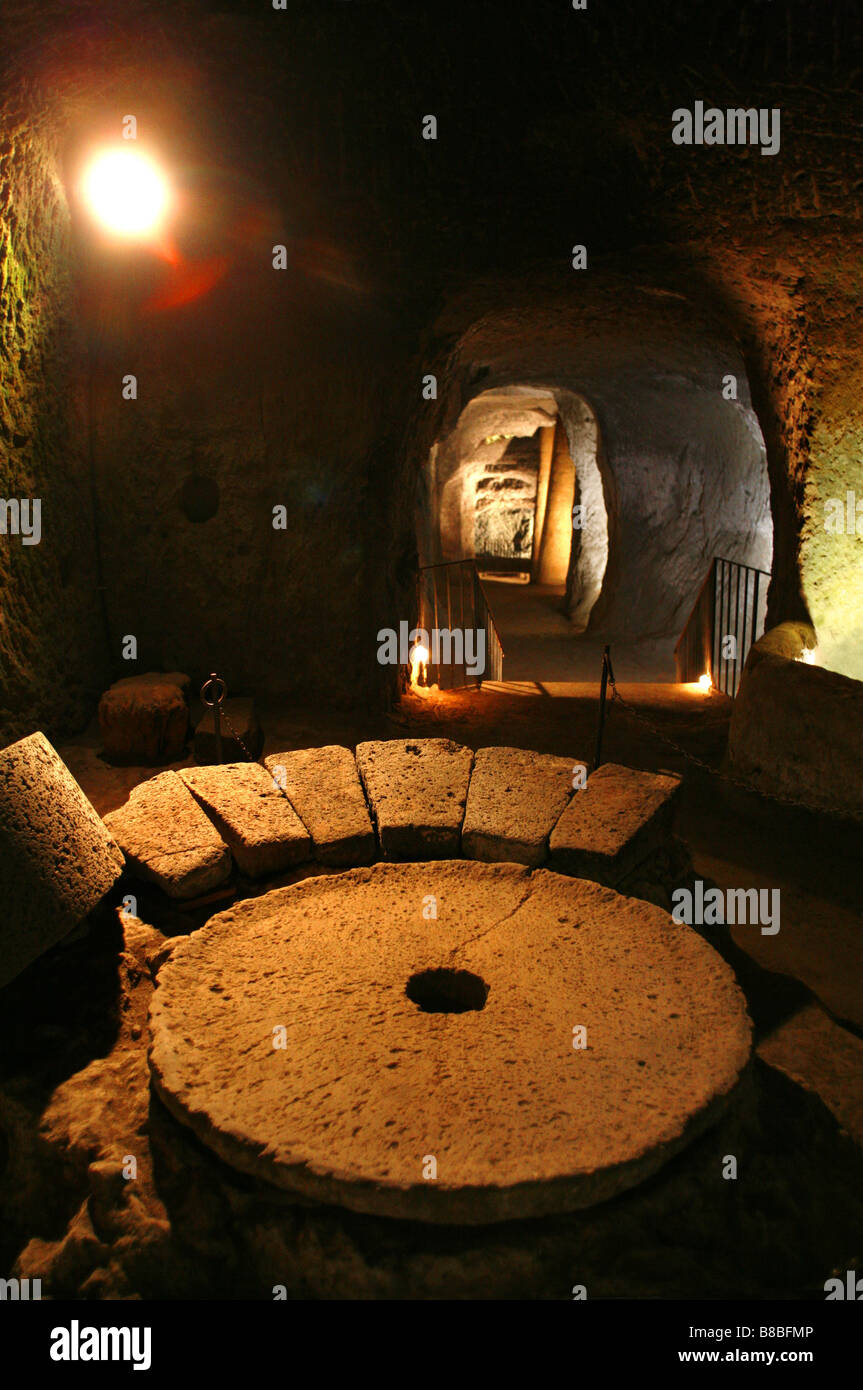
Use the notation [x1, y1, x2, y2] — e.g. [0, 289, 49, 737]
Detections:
[697, 672, 712, 692]
[409, 642, 430, 689]
[81, 148, 170, 238]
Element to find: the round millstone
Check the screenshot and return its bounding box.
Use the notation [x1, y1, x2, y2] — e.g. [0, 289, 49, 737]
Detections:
[148, 861, 752, 1224]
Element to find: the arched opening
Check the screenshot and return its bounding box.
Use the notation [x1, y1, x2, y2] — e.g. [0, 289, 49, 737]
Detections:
[423, 386, 610, 681]
[416, 296, 774, 687]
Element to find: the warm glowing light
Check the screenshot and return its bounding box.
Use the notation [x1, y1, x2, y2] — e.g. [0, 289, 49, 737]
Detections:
[798, 647, 818, 665]
[697, 673, 712, 692]
[81, 148, 170, 238]
[409, 642, 430, 688]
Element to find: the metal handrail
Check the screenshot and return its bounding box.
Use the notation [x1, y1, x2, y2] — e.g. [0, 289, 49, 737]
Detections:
[414, 558, 504, 688]
[675, 556, 770, 696]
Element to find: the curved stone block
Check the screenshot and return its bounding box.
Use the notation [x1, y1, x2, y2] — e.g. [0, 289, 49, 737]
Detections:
[0, 733, 125, 988]
[104, 770, 231, 900]
[548, 762, 681, 885]
[462, 745, 575, 866]
[263, 745, 375, 866]
[355, 738, 473, 859]
[180, 762, 311, 878]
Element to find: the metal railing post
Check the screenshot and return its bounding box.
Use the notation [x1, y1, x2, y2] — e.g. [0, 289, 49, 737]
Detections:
[594, 645, 612, 770]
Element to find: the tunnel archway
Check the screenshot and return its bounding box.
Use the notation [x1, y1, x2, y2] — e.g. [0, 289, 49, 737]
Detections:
[427, 386, 609, 638]
[415, 285, 774, 683]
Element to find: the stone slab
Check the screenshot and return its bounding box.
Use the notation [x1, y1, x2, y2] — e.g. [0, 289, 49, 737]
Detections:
[98, 672, 190, 765]
[548, 762, 681, 886]
[180, 763, 312, 878]
[263, 746, 375, 866]
[194, 699, 263, 765]
[0, 733, 125, 989]
[462, 745, 575, 866]
[355, 738, 473, 859]
[104, 771, 232, 900]
[149, 861, 752, 1224]
[758, 1003, 863, 1151]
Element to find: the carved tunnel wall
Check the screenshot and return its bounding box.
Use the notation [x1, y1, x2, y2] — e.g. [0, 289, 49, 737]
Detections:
[414, 283, 773, 666]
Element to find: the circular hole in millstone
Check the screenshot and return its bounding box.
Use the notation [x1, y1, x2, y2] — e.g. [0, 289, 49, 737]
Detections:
[406, 968, 489, 1014]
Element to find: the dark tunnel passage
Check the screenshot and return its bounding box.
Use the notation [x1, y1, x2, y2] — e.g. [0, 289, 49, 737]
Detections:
[414, 294, 773, 683]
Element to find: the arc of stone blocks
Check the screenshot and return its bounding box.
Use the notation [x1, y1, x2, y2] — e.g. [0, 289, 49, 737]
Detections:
[101, 738, 682, 905]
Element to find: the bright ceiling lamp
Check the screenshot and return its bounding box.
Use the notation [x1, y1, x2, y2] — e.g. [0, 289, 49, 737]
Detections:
[80, 147, 170, 239]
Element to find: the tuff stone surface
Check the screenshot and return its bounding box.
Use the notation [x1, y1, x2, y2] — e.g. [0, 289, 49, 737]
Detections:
[194, 700, 263, 765]
[355, 739, 474, 859]
[757, 1003, 863, 1150]
[0, 115, 110, 749]
[727, 623, 863, 821]
[263, 746, 375, 866]
[149, 861, 752, 1224]
[98, 672, 190, 766]
[462, 745, 575, 866]
[549, 763, 681, 885]
[104, 771, 231, 900]
[0, 733, 125, 989]
[180, 762, 311, 878]
[1, 857, 859, 1301]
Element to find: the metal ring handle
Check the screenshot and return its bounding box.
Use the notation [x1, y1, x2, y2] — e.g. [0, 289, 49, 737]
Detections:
[200, 673, 227, 708]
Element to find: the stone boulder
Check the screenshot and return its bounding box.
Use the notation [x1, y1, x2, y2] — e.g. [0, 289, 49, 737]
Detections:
[0, 733, 124, 989]
[180, 763, 311, 878]
[355, 738, 473, 858]
[726, 622, 863, 821]
[98, 672, 190, 766]
[104, 771, 232, 900]
[194, 699, 263, 764]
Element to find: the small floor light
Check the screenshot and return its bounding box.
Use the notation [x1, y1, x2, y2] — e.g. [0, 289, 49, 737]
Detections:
[409, 641, 430, 690]
[80, 147, 170, 239]
[697, 672, 712, 692]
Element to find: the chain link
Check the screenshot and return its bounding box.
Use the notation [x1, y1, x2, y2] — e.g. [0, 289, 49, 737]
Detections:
[607, 675, 863, 828]
[218, 705, 255, 764]
[217, 701, 301, 807]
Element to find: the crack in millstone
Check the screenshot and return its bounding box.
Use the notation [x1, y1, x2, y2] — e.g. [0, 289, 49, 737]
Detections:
[445, 871, 537, 963]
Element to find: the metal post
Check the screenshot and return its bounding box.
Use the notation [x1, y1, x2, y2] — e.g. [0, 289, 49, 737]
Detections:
[733, 561, 742, 695]
[201, 672, 226, 765]
[594, 645, 611, 770]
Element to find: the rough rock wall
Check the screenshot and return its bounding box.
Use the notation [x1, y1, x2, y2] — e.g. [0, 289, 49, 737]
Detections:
[612, 66, 863, 675]
[727, 621, 863, 820]
[87, 273, 400, 703]
[0, 105, 108, 746]
[0, 0, 409, 713]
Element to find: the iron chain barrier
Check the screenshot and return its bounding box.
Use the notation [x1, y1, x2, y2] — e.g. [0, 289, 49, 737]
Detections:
[201, 663, 863, 833]
[598, 650, 863, 829]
